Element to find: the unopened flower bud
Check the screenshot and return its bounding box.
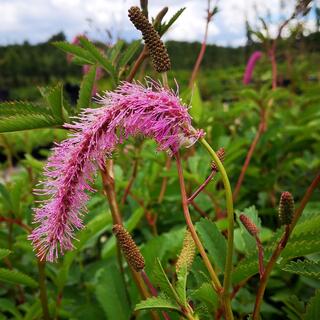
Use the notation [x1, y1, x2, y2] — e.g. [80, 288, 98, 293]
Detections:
[128, 6, 171, 73]
[210, 148, 225, 172]
[279, 191, 295, 225]
[113, 224, 145, 272]
[239, 214, 259, 236]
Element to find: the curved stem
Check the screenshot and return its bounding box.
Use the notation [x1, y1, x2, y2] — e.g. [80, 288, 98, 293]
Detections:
[252, 172, 320, 319]
[175, 152, 222, 293]
[199, 138, 234, 320]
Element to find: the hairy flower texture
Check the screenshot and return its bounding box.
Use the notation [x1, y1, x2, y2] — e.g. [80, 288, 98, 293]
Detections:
[243, 51, 263, 85]
[176, 229, 196, 272]
[29, 81, 203, 261]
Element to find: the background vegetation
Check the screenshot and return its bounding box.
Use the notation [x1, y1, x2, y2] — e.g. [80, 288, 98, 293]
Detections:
[0, 1, 320, 319]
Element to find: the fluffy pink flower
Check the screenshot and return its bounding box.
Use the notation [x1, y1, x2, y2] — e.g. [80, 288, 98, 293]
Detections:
[29, 81, 203, 261]
[243, 51, 263, 85]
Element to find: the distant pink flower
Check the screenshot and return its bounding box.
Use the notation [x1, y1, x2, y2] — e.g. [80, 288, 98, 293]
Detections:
[29, 81, 203, 261]
[243, 51, 263, 85]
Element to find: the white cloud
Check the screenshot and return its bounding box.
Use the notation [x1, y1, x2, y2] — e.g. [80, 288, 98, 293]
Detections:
[0, 0, 317, 46]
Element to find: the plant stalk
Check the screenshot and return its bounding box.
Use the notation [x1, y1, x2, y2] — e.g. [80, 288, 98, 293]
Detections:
[252, 172, 320, 319]
[175, 152, 222, 293]
[233, 108, 266, 202]
[100, 161, 160, 320]
[199, 138, 234, 320]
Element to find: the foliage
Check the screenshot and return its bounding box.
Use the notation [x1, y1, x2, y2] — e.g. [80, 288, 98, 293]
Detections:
[0, 2, 320, 320]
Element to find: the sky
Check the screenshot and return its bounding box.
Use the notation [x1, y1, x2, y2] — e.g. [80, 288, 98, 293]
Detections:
[0, 0, 318, 47]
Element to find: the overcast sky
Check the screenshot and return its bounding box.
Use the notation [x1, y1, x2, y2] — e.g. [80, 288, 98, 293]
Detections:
[0, 0, 318, 47]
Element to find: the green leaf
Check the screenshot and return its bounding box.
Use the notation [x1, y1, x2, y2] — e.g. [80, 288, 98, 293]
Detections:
[0, 248, 11, 259]
[56, 211, 112, 291]
[282, 259, 320, 280]
[141, 227, 185, 269]
[292, 213, 320, 237]
[236, 206, 261, 253]
[282, 231, 320, 259]
[109, 40, 124, 65]
[191, 282, 218, 311]
[175, 265, 188, 307]
[196, 218, 226, 271]
[0, 298, 22, 320]
[0, 268, 38, 288]
[153, 258, 179, 303]
[0, 102, 58, 132]
[53, 41, 95, 64]
[77, 65, 97, 112]
[43, 83, 65, 122]
[240, 88, 260, 103]
[135, 294, 180, 313]
[182, 84, 203, 123]
[232, 229, 320, 284]
[159, 8, 186, 36]
[78, 37, 116, 82]
[95, 264, 131, 320]
[119, 40, 141, 69]
[304, 289, 320, 320]
[21, 154, 44, 172]
[0, 183, 13, 210]
[23, 300, 42, 320]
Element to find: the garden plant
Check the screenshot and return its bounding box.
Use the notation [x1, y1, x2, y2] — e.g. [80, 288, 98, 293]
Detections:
[0, 0, 320, 319]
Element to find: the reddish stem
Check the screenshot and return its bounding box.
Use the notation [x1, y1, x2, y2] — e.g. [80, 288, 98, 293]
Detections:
[141, 270, 171, 320]
[255, 236, 265, 278]
[189, 0, 214, 88]
[190, 200, 208, 218]
[100, 162, 160, 320]
[158, 156, 172, 203]
[126, 46, 149, 82]
[175, 152, 222, 293]
[122, 158, 139, 205]
[233, 108, 267, 202]
[0, 216, 32, 233]
[188, 170, 216, 202]
[253, 172, 320, 319]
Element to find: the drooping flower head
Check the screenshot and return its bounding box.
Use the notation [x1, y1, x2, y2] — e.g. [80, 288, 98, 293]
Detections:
[243, 51, 263, 85]
[29, 81, 203, 261]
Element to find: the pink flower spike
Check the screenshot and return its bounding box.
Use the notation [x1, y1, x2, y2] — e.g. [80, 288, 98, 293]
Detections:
[29, 80, 203, 261]
[243, 51, 263, 85]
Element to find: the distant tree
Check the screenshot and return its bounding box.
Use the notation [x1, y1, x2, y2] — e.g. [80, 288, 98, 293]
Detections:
[48, 32, 66, 42]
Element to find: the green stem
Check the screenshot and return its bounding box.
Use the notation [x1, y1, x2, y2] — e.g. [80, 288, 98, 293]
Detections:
[199, 138, 234, 320]
[162, 72, 169, 89]
[175, 152, 222, 293]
